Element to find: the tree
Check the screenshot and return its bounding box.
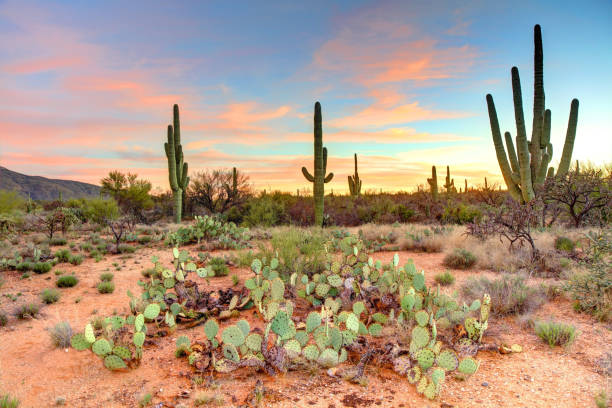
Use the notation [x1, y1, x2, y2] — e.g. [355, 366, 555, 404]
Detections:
[542, 167, 611, 227]
[189, 168, 252, 214]
[100, 171, 153, 228]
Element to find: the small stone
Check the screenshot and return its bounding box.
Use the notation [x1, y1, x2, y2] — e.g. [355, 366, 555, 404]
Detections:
[481, 382, 489, 387]
[55, 396, 66, 406]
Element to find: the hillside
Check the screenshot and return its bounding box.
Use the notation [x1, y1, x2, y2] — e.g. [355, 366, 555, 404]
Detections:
[0, 166, 100, 200]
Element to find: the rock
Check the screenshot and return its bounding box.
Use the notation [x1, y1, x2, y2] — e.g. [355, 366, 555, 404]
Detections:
[481, 382, 489, 387]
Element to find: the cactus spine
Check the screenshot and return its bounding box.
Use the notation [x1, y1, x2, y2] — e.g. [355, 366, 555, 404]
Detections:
[444, 166, 455, 194]
[427, 166, 438, 200]
[486, 24, 579, 202]
[165, 104, 190, 223]
[347, 153, 362, 196]
[302, 102, 333, 226]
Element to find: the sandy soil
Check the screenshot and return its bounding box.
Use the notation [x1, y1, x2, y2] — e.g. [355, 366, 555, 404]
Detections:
[0, 246, 610, 408]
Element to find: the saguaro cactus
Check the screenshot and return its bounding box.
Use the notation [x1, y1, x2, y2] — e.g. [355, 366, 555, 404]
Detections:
[348, 153, 362, 196]
[486, 24, 579, 203]
[464, 179, 468, 194]
[165, 104, 190, 223]
[444, 166, 455, 194]
[427, 166, 438, 200]
[302, 102, 333, 226]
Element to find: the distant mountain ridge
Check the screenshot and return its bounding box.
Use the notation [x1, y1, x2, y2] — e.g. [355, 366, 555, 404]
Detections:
[0, 166, 101, 201]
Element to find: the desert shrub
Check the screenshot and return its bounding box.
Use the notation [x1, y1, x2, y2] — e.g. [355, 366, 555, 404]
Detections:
[441, 203, 482, 225]
[97, 281, 115, 294]
[398, 227, 446, 253]
[534, 320, 577, 348]
[443, 248, 477, 269]
[118, 244, 136, 254]
[80, 243, 93, 252]
[566, 230, 611, 321]
[137, 235, 152, 244]
[40, 288, 61, 304]
[48, 321, 73, 348]
[194, 393, 224, 406]
[14, 303, 39, 319]
[0, 394, 20, 408]
[32, 261, 52, 274]
[461, 275, 546, 316]
[243, 195, 286, 227]
[0, 190, 24, 214]
[54, 249, 71, 263]
[83, 198, 120, 226]
[15, 262, 33, 272]
[0, 276, 3, 289]
[99, 273, 114, 282]
[138, 393, 153, 408]
[141, 267, 160, 279]
[49, 237, 67, 246]
[595, 390, 609, 408]
[233, 250, 257, 268]
[0, 312, 7, 327]
[207, 257, 229, 277]
[68, 254, 83, 265]
[56, 275, 78, 288]
[554, 236, 575, 252]
[434, 271, 455, 286]
[166, 215, 249, 249]
[231, 274, 239, 286]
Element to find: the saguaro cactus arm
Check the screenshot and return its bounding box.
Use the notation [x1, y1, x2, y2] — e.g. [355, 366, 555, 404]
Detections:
[556, 99, 579, 177]
[427, 165, 438, 200]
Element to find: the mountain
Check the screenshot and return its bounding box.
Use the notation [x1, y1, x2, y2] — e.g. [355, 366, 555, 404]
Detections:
[0, 166, 101, 201]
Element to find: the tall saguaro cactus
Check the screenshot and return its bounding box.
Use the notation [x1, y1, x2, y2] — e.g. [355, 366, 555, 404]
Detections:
[348, 153, 362, 196]
[165, 104, 190, 223]
[427, 166, 438, 200]
[302, 102, 334, 226]
[444, 166, 455, 194]
[486, 24, 579, 203]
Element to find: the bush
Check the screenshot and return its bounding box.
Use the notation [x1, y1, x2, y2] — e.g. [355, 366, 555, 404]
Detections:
[0, 394, 20, 408]
[49, 236, 67, 246]
[0, 190, 24, 214]
[231, 274, 239, 286]
[68, 254, 83, 265]
[40, 288, 61, 304]
[207, 257, 229, 277]
[243, 195, 286, 227]
[441, 203, 482, 224]
[554, 236, 575, 252]
[54, 249, 71, 263]
[534, 320, 577, 348]
[14, 303, 39, 319]
[0, 312, 7, 327]
[118, 244, 136, 254]
[461, 275, 546, 316]
[434, 271, 455, 286]
[595, 390, 609, 408]
[99, 273, 114, 282]
[48, 321, 73, 348]
[15, 262, 33, 272]
[443, 248, 477, 269]
[97, 281, 115, 294]
[32, 261, 52, 274]
[56, 275, 78, 288]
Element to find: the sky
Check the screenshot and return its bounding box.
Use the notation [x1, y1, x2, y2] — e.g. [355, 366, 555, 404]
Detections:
[1, 0, 611, 193]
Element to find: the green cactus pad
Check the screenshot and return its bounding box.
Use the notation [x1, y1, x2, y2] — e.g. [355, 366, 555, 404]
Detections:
[223, 343, 240, 362]
[330, 261, 341, 274]
[295, 330, 309, 347]
[306, 311, 321, 333]
[251, 259, 262, 273]
[368, 323, 383, 336]
[424, 380, 438, 400]
[431, 367, 445, 386]
[352, 301, 365, 316]
[222, 325, 245, 347]
[84, 323, 95, 343]
[458, 357, 479, 375]
[236, 320, 250, 337]
[104, 354, 127, 370]
[133, 332, 145, 347]
[204, 319, 219, 341]
[436, 350, 458, 370]
[270, 310, 292, 338]
[113, 346, 132, 360]
[244, 278, 257, 290]
[325, 298, 341, 314]
[283, 339, 302, 358]
[329, 327, 343, 351]
[411, 326, 430, 348]
[70, 333, 92, 351]
[416, 348, 435, 370]
[371, 312, 388, 324]
[415, 310, 429, 327]
[317, 348, 339, 368]
[413, 273, 425, 291]
[245, 333, 262, 352]
[345, 313, 359, 333]
[327, 274, 343, 288]
[270, 278, 285, 301]
[339, 347, 347, 363]
[143, 303, 161, 320]
[303, 344, 319, 361]
[417, 376, 428, 394]
[315, 283, 330, 297]
[134, 314, 145, 332]
[92, 339, 112, 356]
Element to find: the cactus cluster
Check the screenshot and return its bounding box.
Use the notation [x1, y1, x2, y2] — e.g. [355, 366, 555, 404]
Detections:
[302, 102, 334, 226]
[166, 214, 250, 248]
[486, 24, 579, 202]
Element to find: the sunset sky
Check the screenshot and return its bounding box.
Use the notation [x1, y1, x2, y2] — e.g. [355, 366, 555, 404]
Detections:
[1, 0, 611, 193]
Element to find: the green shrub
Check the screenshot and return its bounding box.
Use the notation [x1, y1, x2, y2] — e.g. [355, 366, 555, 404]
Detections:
[554, 236, 575, 252]
[15, 262, 33, 272]
[0, 189, 24, 214]
[138, 393, 152, 407]
[80, 243, 93, 252]
[32, 261, 52, 274]
[97, 281, 115, 294]
[534, 320, 577, 348]
[48, 321, 73, 348]
[595, 390, 609, 408]
[461, 275, 546, 316]
[49, 237, 67, 246]
[56, 275, 78, 288]
[231, 274, 239, 286]
[208, 257, 229, 277]
[434, 271, 455, 286]
[443, 248, 477, 269]
[137, 235, 152, 244]
[14, 303, 39, 319]
[118, 244, 136, 254]
[40, 288, 61, 304]
[243, 196, 286, 227]
[0, 312, 7, 327]
[68, 254, 83, 265]
[0, 394, 20, 408]
[441, 203, 482, 224]
[54, 249, 71, 263]
[99, 273, 114, 282]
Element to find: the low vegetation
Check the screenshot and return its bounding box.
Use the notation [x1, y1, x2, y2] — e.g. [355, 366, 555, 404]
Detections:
[534, 320, 577, 348]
